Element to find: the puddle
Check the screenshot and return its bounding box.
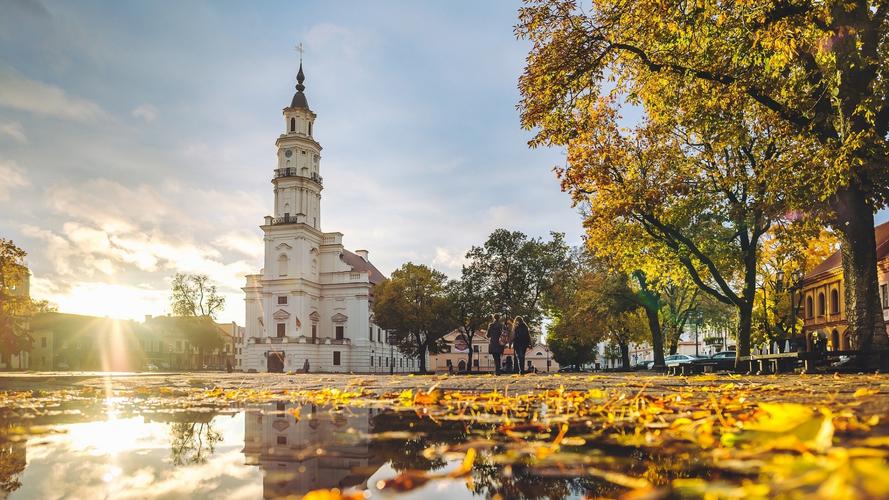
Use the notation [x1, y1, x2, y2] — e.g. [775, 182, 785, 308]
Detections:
[1, 386, 887, 499]
[0, 398, 662, 499]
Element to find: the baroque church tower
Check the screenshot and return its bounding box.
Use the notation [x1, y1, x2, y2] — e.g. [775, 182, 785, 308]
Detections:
[239, 60, 414, 374]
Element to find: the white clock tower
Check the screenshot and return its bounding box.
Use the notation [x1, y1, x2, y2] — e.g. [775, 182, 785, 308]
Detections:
[240, 60, 415, 374]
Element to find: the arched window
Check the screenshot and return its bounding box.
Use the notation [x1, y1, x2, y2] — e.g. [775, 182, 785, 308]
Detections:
[830, 289, 839, 314]
[806, 296, 814, 318]
[278, 254, 289, 277]
[817, 292, 826, 316]
[308, 122, 312, 136]
[289, 118, 295, 132]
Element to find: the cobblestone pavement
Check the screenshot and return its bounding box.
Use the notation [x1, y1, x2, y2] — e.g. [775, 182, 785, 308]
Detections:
[2, 370, 888, 414]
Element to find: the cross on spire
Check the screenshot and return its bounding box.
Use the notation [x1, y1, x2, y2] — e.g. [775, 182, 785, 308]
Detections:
[293, 42, 306, 92]
[295, 42, 304, 63]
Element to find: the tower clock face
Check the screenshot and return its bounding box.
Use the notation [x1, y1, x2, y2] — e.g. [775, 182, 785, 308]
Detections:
[284, 150, 293, 158]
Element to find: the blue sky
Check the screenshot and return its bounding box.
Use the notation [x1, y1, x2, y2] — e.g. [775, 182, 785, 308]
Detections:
[0, 0, 583, 323]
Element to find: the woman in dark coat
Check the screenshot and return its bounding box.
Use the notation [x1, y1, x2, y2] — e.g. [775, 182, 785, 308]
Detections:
[486, 314, 504, 375]
[513, 316, 531, 374]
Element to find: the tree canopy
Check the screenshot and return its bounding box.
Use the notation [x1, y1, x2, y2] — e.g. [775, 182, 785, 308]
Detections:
[0, 239, 54, 366]
[373, 262, 458, 373]
[170, 273, 225, 320]
[464, 229, 570, 330]
[517, 0, 889, 354]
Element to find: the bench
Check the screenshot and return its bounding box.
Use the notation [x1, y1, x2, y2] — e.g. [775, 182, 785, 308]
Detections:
[669, 362, 716, 376]
[798, 349, 889, 372]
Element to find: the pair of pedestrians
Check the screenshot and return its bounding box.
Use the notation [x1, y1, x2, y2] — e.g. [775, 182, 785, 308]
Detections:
[486, 314, 531, 375]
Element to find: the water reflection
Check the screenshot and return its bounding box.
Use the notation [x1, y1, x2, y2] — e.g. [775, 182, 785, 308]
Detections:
[244, 402, 383, 497]
[0, 399, 702, 499]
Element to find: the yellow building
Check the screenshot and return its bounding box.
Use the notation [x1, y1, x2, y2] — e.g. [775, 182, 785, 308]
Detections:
[800, 221, 889, 351]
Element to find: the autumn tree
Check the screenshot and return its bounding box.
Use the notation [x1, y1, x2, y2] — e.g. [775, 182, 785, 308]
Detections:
[372, 263, 458, 373]
[524, 85, 814, 360]
[545, 252, 605, 369]
[546, 249, 647, 370]
[753, 225, 840, 346]
[170, 273, 225, 319]
[169, 273, 225, 364]
[517, 0, 889, 352]
[465, 229, 570, 330]
[448, 264, 490, 372]
[0, 239, 54, 368]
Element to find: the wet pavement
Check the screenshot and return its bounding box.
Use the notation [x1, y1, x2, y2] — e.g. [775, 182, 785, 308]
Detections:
[2, 372, 889, 499]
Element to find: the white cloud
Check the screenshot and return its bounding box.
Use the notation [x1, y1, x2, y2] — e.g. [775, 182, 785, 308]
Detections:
[0, 121, 27, 143]
[0, 64, 108, 121]
[432, 246, 467, 273]
[131, 103, 158, 122]
[214, 230, 264, 260]
[0, 158, 29, 200]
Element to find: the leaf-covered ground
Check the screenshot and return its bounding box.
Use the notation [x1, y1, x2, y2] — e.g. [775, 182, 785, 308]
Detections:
[2, 371, 888, 499]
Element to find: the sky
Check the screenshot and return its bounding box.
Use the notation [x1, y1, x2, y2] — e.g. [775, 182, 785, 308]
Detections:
[0, 0, 585, 324]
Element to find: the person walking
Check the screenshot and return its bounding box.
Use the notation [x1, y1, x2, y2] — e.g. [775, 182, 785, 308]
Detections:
[486, 314, 504, 375]
[513, 316, 531, 375]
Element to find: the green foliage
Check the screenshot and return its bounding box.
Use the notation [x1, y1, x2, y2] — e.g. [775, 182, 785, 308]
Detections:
[545, 249, 647, 368]
[373, 262, 458, 372]
[464, 229, 570, 330]
[170, 273, 225, 320]
[178, 316, 224, 353]
[447, 264, 490, 370]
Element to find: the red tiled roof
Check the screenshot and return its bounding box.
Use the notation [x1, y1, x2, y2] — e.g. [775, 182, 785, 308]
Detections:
[804, 220, 889, 280]
[342, 250, 386, 284]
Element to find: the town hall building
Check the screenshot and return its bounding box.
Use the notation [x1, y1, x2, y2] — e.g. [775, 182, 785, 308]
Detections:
[240, 63, 414, 373]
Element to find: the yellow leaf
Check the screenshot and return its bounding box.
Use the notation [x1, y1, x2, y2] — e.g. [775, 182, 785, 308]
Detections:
[398, 389, 414, 406]
[302, 488, 364, 500]
[448, 448, 477, 477]
[414, 389, 442, 406]
[853, 387, 879, 398]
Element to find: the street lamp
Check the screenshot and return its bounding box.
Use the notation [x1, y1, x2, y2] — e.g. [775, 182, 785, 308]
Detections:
[694, 314, 699, 357]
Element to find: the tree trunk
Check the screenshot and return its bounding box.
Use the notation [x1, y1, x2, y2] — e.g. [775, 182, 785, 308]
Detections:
[466, 341, 473, 373]
[736, 301, 753, 362]
[668, 332, 679, 355]
[417, 344, 427, 373]
[833, 185, 887, 358]
[619, 342, 630, 370]
[644, 306, 666, 369]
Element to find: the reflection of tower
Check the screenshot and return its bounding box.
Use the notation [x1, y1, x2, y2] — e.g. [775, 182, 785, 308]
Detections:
[242, 402, 384, 497]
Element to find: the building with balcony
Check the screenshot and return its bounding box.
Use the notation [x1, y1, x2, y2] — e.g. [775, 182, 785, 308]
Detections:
[799, 220, 889, 351]
[241, 62, 408, 373]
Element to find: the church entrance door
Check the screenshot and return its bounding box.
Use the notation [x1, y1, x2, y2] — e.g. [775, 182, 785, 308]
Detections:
[267, 351, 285, 373]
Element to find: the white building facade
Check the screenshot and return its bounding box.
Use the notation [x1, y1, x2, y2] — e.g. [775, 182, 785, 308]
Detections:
[241, 63, 411, 373]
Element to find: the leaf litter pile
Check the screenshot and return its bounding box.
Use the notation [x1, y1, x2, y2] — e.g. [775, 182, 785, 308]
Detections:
[2, 373, 889, 499]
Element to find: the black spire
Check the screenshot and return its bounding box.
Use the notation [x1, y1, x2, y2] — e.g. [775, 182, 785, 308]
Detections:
[296, 62, 305, 92]
[290, 62, 309, 109]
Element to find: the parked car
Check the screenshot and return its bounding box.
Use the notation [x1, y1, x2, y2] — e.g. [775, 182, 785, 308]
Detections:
[690, 351, 737, 371]
[558, 366, 585, 373]
[664, 354, 703, 367]
[635, 360, 654, 370]
[145, 363, 159, 372]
